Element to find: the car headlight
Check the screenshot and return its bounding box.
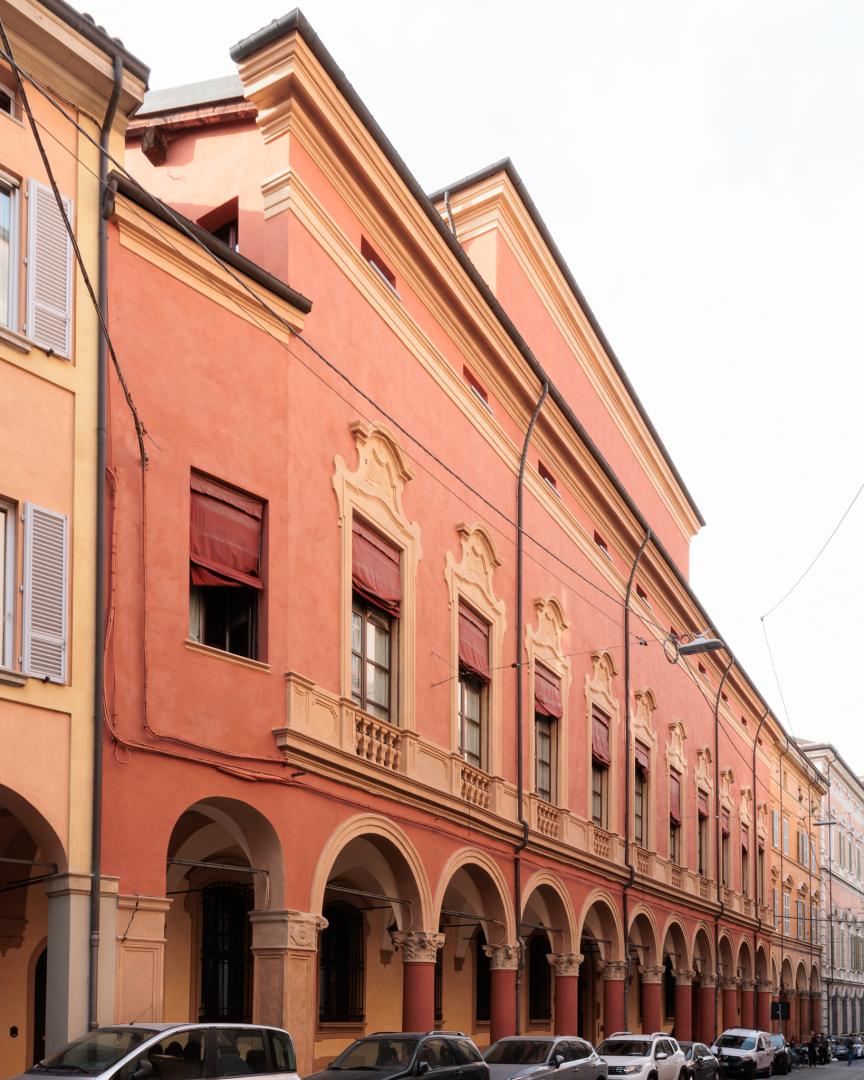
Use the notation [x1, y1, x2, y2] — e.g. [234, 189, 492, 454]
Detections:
[621, 1067, 643, 1074]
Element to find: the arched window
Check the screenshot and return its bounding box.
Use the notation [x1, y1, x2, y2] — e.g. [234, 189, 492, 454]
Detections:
[475, 929, 490, 1022]
[199, 882, 253, 1022]
[319, 901, 365, 1022]
[528, 934, 552, 1021]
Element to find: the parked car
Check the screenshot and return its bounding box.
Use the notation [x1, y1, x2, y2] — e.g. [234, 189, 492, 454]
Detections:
[768, 1036, 791, 1075]
[710, 1030, 773, 1079]
[306, 1032, 489, 1080]
[484, 1037, 606, 1080]
[595, 1033, 685, 1080]
[12, 1023, 299, 1080]
[677, 1043, 718, 1080]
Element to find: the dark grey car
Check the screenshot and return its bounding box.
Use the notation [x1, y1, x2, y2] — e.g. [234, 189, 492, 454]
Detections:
[484, 1037, 606, 1080]
[306, 1033, 489, 1080]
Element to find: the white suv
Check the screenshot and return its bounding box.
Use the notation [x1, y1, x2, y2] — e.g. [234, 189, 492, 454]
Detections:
[710, 1029, 774, 1079]
[597, 1033, 686, 1080]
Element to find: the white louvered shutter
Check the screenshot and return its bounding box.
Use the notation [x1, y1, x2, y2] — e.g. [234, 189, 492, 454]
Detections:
[26, 179, 72, 356]
[22, 503, 68, 682]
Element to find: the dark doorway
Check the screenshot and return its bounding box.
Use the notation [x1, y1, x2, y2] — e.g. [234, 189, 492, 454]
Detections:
[199, 882, 253, 1022]
[319, 900, 365, 1023]
[32, 946, 47, 1066]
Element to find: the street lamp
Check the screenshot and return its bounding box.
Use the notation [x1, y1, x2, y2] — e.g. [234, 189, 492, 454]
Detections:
[678, 632, 726, 657]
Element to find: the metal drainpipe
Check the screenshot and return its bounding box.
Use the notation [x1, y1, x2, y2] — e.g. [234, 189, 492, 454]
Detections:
[622, 530, 650, 1027]
[714, 653, 733, 1041]
[89, 53, 124, 1031]
[825, 756, 835, 1037]
[779, 737, 789, 1035]
[752, 709, 770, 1010]
[514, 381, 548, 1034]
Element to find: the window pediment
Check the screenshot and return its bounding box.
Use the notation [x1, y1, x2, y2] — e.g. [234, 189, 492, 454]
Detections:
[666, 719, 687, 775]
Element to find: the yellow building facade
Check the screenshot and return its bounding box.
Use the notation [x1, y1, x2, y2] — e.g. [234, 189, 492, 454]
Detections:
[0, 3, 146, 1075]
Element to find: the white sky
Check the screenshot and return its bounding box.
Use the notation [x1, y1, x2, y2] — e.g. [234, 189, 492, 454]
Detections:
[85, 1, 864, 773]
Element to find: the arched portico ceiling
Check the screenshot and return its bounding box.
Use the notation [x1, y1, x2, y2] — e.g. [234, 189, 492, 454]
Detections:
[0, 785, 66, 870]
[167, 796, 285, 910]
[717, 931, 735, 979]
[434, 847, 515, 946]
[312, 813, 432, 932]
[521, 870, 577, 954]
[780, 956, 795, 992]
[795, 961, 808, 992]
[628, 904, 660, 967]
[737, 938, 754, 980]
[578, 889, 624, 962]
[661, 916, 690, 970]
[755, 943, 769, 982]
[692, 924, 715, 973]
[810, 965, 821, 992]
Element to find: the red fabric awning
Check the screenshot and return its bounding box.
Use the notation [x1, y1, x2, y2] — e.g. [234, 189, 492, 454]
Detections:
[535, 666, 563, 719]
[459, 603, 490, 682]
[352, 518, 401, 615]
[742, 826, 749, 851]
[635, 741, 650, 776]
[592, 709, 610, 765]
[698, 790, 709, 817]
[669, 771, 682, 825]
[722, 809, 731, 836]
[190, 474, 263, 589]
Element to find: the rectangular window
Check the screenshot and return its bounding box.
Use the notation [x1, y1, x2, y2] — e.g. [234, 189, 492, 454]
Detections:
[0, 171, 19, 330]
[534, 666, 561, 802]
[697, 790, 709, 876]
[189, 473, 263, 660]
[783, 891, 791, 935]
[591, 706, 610, 828]
[0, 71, 18, 119]
[782, 816, 790, 855]
[772, 809, 780, 849]
[757, 845, 765, 905]
[797, 899, 805, 941]
[742, 827, 750, 897]
[721, 808, 731, 886]
[26, 178, 72, 355]
[360, 235, 399, 296]
[634, 745, 649, 848]
[535, 715, 553, 803]
[669, 769, 681, 866]
[772, 886, 778, 928]
[458, 602, 490, 769]
[22, 503, 68, 682]
[591, 763, 607, 828]
[0, 500, 14, 669]
[352, 600, 393, 723]
[538, 461, 558, 494]
[811, 905, 817, 944]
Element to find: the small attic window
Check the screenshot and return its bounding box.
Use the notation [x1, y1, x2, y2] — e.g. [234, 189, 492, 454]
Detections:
[361, 236, 400, 297]
[198, 197, 240, 253]
[593, 530, 611, 558]
[720, 690, 728, 702]
[0, 70, 17, 120]
[635, 583, 651, 607]
[463, 366, 492, 411]
[538, 461, 558, 494]
[698, 662, 707, 675]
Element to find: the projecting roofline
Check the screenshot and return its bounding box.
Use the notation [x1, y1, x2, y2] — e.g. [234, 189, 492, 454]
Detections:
[428, 157, 704, 528]
[137, 74, 244, 117]
[798, 741, 864, 795]
[38, 0, 150, 83]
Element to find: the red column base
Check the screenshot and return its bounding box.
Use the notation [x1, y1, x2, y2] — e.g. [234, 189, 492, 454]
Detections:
[675, 982, 693, 1042]
[555, 976, 578, 1035]
[402, 962, 435, 1032]
[490, 969, 517, 1043]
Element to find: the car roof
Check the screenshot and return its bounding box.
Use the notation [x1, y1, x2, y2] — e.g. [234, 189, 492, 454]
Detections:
[125, 1023, 288, 1033]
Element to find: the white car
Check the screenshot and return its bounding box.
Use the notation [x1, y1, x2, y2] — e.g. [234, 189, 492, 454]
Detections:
[10, 1022, 300, 1080]
[710, 1029, 774, 1079]
[596, 1033, 686, 1080]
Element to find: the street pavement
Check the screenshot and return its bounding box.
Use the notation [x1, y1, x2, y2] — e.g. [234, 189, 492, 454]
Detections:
[788, 1065, 864, 1080]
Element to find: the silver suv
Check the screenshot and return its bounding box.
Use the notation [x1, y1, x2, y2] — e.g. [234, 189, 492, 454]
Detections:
[596, 1034, 685, 1080]
[710, 1030, 774, 1079]
[12, 1023, 299, 1080]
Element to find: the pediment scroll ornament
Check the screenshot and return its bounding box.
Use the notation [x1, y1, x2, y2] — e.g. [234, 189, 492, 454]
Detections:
[333, 420, 418, 536]
[739, 786, 753, 828]
[445, 523, 505, 618]
[695, 745, 713, 794]
[632, 687, 658, 750]
[586, 650, 618, 716]
[666, 719, 688, 775]
[527, 595, 569, 656]
[720, 767, 735, 810]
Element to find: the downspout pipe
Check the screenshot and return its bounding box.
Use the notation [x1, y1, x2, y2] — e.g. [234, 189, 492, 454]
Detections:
[778, 737, 789, 1034]
[752, 709, 770, 1002]
[89, 52, 123, 1032]
[514, 381, 548, 1034]
[714, 652, 734, 1041]
[622, 529, 650, 1027]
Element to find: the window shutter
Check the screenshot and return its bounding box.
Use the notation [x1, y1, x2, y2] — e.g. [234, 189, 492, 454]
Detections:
[26, 179, 73, 356]
[22, 503, 68, 682]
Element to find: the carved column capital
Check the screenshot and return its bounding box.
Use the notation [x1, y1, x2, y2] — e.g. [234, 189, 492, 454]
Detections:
[674, 968, 696, 986]
[392, 930, 445, 963]
[603, 960, 628, 981]
[700, 972, 718, 989]
[756, 979, 774, 993]
[249, 908, 328, 952]
[641, 964, 665, 984]
[548, 952, 584, 977]
[740, 979, 756, 992]
[722, 975, 741, 990]
[484, 942, 520, 970]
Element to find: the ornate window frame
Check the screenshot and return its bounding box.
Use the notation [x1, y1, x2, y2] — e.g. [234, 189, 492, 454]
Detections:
[332, 421, 422, 730]
[694, 745, 714, 879]
[585, 651, 620, 832]
[444, 523, 506, 775]
[632, 688, 658, 851]
[666, 720, 688, 868]
[525, 596, 570, 807]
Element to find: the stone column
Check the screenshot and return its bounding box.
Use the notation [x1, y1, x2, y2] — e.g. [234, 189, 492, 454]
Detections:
[603, 960, 627, 1037]
[44, 873, 92, 1054]
[756, 980, 773, 1031]
[699, 974, 717, 1045]
[549, 953, 582, 1034]
[740, 978, 755, 1029]
[250, 909, 327, 1076]
[810, 992, 821, 1035]
[722, 976, 740, 1031]
[114, 892, 171, 1025]
[799, 992, 810, 1039]
[673, 969, 695, 1041]
[392, 931, 445, 1032]
[485, 943, 519, 1043]
[641, 965, 664, 1034]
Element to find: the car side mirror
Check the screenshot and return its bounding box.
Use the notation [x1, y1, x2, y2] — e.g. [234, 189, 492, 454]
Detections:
[417, 1063, 430, 1076]
[553, 1056, 566, 1068]
[132, 1062, 154, 1080]
[655, 1054, 668, 1061]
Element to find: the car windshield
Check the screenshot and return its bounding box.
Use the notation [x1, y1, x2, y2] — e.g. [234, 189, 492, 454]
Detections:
[30, 1028, 160, 1075]
[331, 1039, 419, 1070]
[771, 1038, 785, 1049]
[716, 1037, 756, 1052]
[485, 1042, 553, 1065]
[597, 1041, 651, 1057]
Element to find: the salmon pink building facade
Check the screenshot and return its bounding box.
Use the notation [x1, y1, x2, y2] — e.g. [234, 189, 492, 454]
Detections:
[89, 10, 827, 1070]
